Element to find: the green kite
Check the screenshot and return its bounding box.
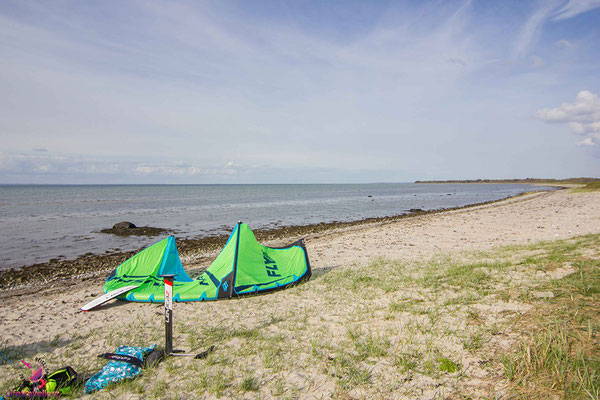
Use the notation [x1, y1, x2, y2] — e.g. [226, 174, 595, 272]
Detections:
[103, 222, 311, 302]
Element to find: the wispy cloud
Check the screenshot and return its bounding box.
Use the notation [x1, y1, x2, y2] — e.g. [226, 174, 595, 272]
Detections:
[0, 152, 122, 175]
[556, 39, 575, 48]
[0, 151, 249, 183]
[513, 1, 562, 59]
[513, 0, 600, 59]
[134, 161, 239, 177]
[553, 0, 600, 20]
[0, 1, 599, 182]
[1, 1, 483, 168]
[577, 137, 596, 146]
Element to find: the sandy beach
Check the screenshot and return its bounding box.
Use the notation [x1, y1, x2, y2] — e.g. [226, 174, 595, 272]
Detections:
[3, 1, 600, 398]
[1, 188, 599, 399]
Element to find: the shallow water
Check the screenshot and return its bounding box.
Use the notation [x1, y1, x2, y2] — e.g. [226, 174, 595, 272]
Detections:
[0, 183, 554, 269]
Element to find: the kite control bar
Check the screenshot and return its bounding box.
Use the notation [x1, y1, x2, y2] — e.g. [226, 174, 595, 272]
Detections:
[159, 274, 214, 359]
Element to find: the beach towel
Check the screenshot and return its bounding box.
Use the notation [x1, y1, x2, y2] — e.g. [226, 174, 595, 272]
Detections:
[84, 345, 156, 394]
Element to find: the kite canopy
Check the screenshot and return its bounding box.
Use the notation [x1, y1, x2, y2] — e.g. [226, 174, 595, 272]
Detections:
[103, 222, 311, 302]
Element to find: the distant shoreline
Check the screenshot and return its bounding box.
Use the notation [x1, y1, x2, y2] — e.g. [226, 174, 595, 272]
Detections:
[414, 178, 598, 185]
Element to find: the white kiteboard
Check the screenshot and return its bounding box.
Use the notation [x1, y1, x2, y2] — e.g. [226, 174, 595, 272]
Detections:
[80, 285, 140, 312]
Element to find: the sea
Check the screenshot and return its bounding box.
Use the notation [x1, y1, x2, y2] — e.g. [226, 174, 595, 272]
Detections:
[0, 183, 556, 270]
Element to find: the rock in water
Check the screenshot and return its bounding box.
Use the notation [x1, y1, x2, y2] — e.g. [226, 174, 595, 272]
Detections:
[113, 221, 137, 229]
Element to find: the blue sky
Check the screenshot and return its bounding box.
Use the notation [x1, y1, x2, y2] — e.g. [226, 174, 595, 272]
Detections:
[0, 0, 599, 184]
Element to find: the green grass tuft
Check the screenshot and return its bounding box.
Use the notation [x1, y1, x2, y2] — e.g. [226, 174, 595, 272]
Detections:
[438, 357, 460, 373]
[240, 376, 259, 392]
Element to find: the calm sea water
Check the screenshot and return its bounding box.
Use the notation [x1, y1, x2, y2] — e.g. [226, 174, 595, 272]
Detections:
[0, 183, 554, 269]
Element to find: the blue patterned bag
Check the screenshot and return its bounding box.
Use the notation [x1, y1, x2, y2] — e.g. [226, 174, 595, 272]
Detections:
[85, 345, 156, 394]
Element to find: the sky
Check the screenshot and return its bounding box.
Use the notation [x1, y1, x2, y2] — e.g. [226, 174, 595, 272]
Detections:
[0, 0, 599, 184]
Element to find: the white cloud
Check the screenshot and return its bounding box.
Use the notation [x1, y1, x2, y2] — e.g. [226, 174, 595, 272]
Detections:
[577, 137, 596, 146]
[134, 164, 218, 176]
[222, 161, 239, 175]
[0, 152, 125, 175]
[0, 152, 234, 180]
[537, 90, 600, 145]
[553, 0, 600, 20]
[569, 121, 587, 134]
[0, 0, 488, 177]
[133, 160, 243, 177]
[556, 39, 574, 48]
[1, 1, 599, 182]
[514, 0, 599, 58]
[513, 1, 561, 59]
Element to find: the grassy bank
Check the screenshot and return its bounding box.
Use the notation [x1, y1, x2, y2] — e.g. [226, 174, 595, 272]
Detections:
[501, 235, 600, 399]
[1, 234, 598, 399]
[572, 181, 600, 193]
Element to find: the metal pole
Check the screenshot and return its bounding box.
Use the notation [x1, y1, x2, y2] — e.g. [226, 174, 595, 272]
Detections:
[159, 274, 175, 355]
[158, 273, 214, 359]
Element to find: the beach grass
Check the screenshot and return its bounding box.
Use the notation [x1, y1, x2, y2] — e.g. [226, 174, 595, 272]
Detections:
[571, 180, 600, 192]
[1, 234, 598, 398]
[500, 249, 600, 399]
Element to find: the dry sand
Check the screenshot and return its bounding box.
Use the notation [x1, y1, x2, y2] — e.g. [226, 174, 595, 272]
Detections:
[308, 189, 599, 267]
[1, 188, 599, 399]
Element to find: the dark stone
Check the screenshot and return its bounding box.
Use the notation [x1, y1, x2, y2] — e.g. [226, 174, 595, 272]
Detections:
[113, 221, 137, 229]
[408, 208, 424, 213]
[101, 225, 169, 237]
